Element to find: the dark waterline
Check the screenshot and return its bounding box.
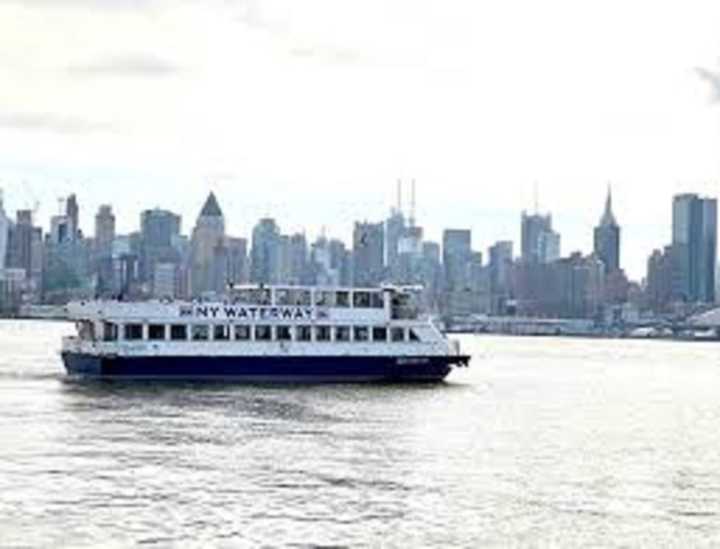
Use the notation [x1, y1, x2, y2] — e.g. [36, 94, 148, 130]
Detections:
[2, 321, 720, 547]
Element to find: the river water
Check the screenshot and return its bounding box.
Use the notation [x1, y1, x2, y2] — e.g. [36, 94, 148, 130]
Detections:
[2, 320, 720, 547]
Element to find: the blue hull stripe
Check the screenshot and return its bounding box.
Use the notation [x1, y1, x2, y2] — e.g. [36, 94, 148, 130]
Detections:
[61, 353, 463, 382]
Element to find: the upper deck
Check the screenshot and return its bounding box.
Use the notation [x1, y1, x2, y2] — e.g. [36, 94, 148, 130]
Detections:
[66, 284, 423, 325]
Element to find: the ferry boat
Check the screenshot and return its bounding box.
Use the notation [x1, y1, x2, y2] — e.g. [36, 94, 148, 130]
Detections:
[61, 285, 470, 382]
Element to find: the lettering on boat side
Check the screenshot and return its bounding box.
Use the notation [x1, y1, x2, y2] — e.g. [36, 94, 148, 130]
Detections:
[179, 305, 326, 322]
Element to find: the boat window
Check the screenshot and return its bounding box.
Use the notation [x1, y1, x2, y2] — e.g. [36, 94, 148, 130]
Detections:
[277, 326, 292, 341]
[335, 326, 351, 342]
[234, 325, 251, 341]
[289, 289, 312, 306]
[409, 329, 420, 342]
[103, 322, 118, 342]
[372, 327, 388, 342]
[255, 325, 272, 341]
[353, 291, 371, 308]
[391, 327, 406, 342]
[315, 326, 331, 342]
[315, 291, 335, 307]
[214, 325, 230, 341]
[78, 321, 96, 342]
[354, 326, 369, 342]
[233, 288, 271, 305]
[275, 289, 291, 305]
[370, 292, 384, 309]
[124, 324, 143, 341]
[391, 293, 419, 320]
[192, 325, 209, 341]
[170, 325, 187, 341]
[148, 324, 166, 341]
[296, 325, 312, 342]
[336, 291, 350, 308]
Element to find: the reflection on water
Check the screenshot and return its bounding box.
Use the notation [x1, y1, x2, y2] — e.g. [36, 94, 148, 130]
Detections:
[3, 320, 720, 546]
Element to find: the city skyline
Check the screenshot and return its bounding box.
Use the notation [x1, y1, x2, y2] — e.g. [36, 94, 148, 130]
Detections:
[1, 180, 718, 283]
[3, 1, 720, 282]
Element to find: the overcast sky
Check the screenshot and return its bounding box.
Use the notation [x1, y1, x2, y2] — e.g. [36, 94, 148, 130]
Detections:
[2, 0, 720, 279]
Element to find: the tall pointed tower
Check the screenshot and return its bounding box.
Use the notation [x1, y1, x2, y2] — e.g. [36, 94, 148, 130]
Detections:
[594, 185, 621, 274]
[190, 192, 227, 297]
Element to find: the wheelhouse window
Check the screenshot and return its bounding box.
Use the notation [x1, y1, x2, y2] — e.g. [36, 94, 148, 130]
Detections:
[315, 326, 331, 342]
[192, 325, 209, 341]
[170, 325, 187, 341]
[124, 324, 143, 341]
[296, 325, 312, 342]
[255, 325, 272, 341]
[372, 327, 388, 342]
[102, 322, 118, 342]
[148, 324, 166, 341]
[353, 291, 371, 308]
[214, 325, 230, 341]
[354, 326, 369, 342]
[234, 325, 251, 341]
[335, 326, 351, 342]
[277, 326, 292, 341]
[409, 329, 421, 342]
[391, 327, 406, 342]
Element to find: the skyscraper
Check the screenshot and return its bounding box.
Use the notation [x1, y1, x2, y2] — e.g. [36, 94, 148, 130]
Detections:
[0, 191, 8, 271]
[593, 187, 621, 274]
[442, 229, 472, 291]
[251, 218, 281, 284]
[140, 208, 182, 283]
[521, 212, 561, 264]
[672, 193, 717, 303]
[94, 205, 116, 294]
[190, 192, 226, 296]
[352, 221, 385, 287]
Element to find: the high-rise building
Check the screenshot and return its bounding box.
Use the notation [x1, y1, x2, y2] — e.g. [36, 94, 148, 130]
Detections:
[352, 221, 385, 287]
[672, 193, 717, 303]
[66, 194, 79, 240]
[0, 191, 9, 271]
[226, 237, 248, 285]
[251, 218, 281, 285]
[385, 209, 405, 280]
[7, 210, 34, 276]
[593, 187, 620, 274]
[489, 241, 513, 314]
[521, 212, 561, 264]
[190, 192, 226, 296]
[140, 208, 181, 283]
[94, 205, 116, 294]
[442, 229, 472, 291]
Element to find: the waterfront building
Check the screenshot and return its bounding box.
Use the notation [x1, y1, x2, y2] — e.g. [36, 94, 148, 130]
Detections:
[671, 193, 717, 303]
[442, 229, 473, 316]
[521, 212, 561, 264]
[251, 218, 281, 285]
[419, 241, 443, 313]
[189, 192, 226, 297]
[352, 221, 385, 287]
[593, 187, 621, 274]
[385, 208, 405, 280]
